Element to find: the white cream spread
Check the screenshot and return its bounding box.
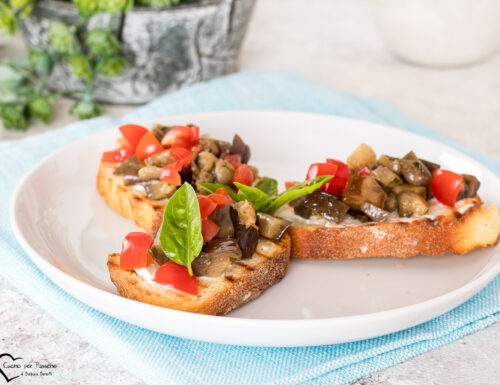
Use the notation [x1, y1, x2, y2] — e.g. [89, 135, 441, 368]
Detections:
[275, 198, 477, 228]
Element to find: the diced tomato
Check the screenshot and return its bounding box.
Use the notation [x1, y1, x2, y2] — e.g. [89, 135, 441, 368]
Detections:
[102, 147, 134, 163]
[201, 219, 220, 243]
[154, 261, 198, 295]
[161, 125, 200, 148]
[197, 195, 217, 218]
[431, 169, 463, 206]
[224, 154, 242, 169]
[119, 124, 148, 149]
[208, 193, 232, 205]
[306, 162, 338, 194]
[285, 181, 300, 189]
[160, 161, 182, 186]
[135, 132, 164, 162]
[355, 165, 372, 176]
[233, 164, 254, 186]
[170, 146, 194, 168]
[325, 159, 351, 195]
[116, 137, 131, 149]
[120, 232, 153, 270]
[215, 188, 233, 203]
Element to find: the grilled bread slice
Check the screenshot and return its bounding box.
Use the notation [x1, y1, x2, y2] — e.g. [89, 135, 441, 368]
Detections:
[97, 161, 166, 233]
[107, 234, 291, 315]
[283, 198, 500, 259]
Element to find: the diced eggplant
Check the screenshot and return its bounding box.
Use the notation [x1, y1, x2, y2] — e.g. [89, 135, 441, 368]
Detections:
[213, 159, 234, 185]
[397, 191, 429, 217]
[231, 134, 251, 163]
[257, 213, 291, 241]
[199, 136, 221, 156]
[294, 204, 313, 219]
[192, 239, 241, 277]
[150, 230, 168, 265]
[113, 155, 143, 176]
[372, 165, 403, 189]
[216, 140, 232, 158]
[384, 192, 398, 212]
[347, 143, 377, 170]
[143, 180, 176, 200]
[400, 159, 432, 186]
[145, 150, 173, 167]
[377, 155, 402, 174]
[236, 226, 259, 258]
[361, 202, 390, 222]
[289, 195, 307, 208]
[347, 209, 370, 222]
[457, 174, 480, 199]
[208, 204, 234, 238]
[301, 190, 350, 223]
[342, 175, 387, 210]
[420, 158, 440, 173]
[403, 151, 418, 160]
[392, 183, 427, 198]
[138, 166, 162, 180]
[234, 200, 257, 228]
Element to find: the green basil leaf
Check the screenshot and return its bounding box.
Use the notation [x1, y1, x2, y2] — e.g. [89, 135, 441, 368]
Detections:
[255, 177, 278, 197]
[159, 183, 203, 275]
[233, 182, 269, 211]
[264, 175, 333, 214]
[196, 182, 237, 201]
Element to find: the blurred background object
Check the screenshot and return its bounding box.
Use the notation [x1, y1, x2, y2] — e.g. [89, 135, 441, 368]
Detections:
[371, 0, 500, 67]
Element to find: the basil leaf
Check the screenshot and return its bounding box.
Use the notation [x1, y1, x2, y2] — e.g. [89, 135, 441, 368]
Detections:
[197, 182, 237, 201]
[264, 175, 333, 214]
[255, 177, 278, 197]
[159, 183, 203, 275]
[233, 182, 269, 212]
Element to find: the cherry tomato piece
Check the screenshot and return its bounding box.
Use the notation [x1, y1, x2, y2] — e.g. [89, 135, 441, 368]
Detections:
[197, 195, 217, 218]
[233, 164, 254, 186]
[431, 169, 463, 206]
[161, 125, 200, 148]
[215, 188, 234, 203]
[160, 161, 182, 186]
[119, 124, 148, 149]
[170, 146, 194, 168]
[208, 193, 232, 205]
[201, 219, 220, 243]
[285, 181, 300, 189]
[102, 147, 134, 163]
[120, 232, 153, 270]
[325, 159, 351, 195]
[136, 132, 164, 161]
[306, 162, 338, 194]
[224, 154, 242, 169]
[355, 165, 372, 176]
[154, 261, 198, 295]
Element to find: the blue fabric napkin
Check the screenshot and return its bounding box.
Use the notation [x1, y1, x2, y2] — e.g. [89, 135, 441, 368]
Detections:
[1, 71, 499, 385]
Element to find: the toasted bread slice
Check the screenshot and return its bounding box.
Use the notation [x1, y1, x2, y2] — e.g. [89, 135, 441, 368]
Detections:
[97, 161, 166, 233]
[285, 199, 500, 259]
[107, 234, 291, 315]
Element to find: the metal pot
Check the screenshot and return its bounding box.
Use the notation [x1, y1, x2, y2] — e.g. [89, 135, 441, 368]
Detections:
[19, 0, 255, 104]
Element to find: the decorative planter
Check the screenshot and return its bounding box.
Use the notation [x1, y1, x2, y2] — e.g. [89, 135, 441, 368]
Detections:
[19, 0, 255, 104]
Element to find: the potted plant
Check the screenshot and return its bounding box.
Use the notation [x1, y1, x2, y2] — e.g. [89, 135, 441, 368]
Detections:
[0, 0, 255, 129]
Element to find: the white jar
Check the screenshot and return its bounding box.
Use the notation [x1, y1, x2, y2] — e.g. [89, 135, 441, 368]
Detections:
[371, 0, 500, 67]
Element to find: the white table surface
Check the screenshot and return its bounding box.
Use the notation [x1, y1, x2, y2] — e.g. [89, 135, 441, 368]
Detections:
[1, 0, 499, 384]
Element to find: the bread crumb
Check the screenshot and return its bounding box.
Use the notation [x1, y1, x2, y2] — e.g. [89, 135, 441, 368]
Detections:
[360, 246, 368, 254]
[368, 227, 386, 240]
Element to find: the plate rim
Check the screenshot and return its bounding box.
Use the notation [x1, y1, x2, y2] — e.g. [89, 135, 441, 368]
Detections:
[9, 110, 500, 346]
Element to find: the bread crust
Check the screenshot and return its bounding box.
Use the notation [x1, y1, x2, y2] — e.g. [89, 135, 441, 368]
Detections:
[97, 161, 165, 233]
[289, 200, 500, 259]
[107, 234, 291, 315]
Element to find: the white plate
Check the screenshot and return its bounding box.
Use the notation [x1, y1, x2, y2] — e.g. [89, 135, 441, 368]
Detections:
[10, 111, 500, 347]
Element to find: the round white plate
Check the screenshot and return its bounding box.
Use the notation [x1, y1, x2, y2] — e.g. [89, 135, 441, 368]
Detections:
[10, 111, 500, 347]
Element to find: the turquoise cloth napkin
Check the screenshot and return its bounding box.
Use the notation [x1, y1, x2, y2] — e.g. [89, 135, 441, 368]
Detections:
[2, 72, 499, 385]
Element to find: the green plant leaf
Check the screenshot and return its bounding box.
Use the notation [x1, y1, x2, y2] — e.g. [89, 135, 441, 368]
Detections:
[85, 29, 120, 55]
[159, 182, 203, 275]
[28, 46, 53, 76]
[0, 103, 28, 130]
[0, 3, 17, 36]
[28, 95, 57, 123]
[233, 182, 268, 212]
[9, 0, 34, 18]
[196, 183, 237, 201]
[100, 0, 131, 14]
[69, 96, 103, 119]
[264, 175, 333, 214]
[0, 64, 25, 89]
[97, 55, 127, 77]
[255, 177, 278, 197]
[72, 0, 101, 18]
[49, 22, 80, 55]
[69, 55, 92, 82]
